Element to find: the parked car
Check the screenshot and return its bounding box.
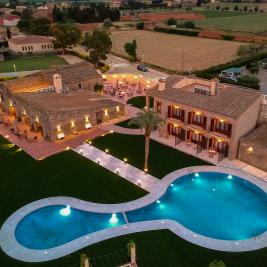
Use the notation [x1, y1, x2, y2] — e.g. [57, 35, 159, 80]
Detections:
[219, 67, 245, 82]
[137, 64, 148, 72]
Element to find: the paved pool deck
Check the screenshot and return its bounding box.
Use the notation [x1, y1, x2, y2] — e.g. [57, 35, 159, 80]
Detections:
[1, 166, 267, 263]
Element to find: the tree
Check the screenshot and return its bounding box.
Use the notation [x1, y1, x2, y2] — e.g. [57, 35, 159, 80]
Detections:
[17, 19, 30, 32]
[84, 30, 112, 66]
[103, 18, 113, 28]
[167, 17, 176, 26]
[21, 8, 33, 20]
[136, 21, 145, 30]
[128, 109, 165, 171]
[94, 83, 104, 95]
[52, 24, 81, 54]
[29, 17, 51, 36]
[208, 260, 227, 267]
[124, 39, 137, 62]
[234, 5, 239, 11]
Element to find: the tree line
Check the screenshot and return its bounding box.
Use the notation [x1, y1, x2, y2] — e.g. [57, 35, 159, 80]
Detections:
[53, 4, 120, 24]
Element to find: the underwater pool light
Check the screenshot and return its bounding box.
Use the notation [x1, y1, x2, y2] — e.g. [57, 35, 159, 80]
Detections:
[60, 205, 71, 216]
[195, 173, 199, 177]
[109, 213, 118, 224]
[228, 174, 233, 180]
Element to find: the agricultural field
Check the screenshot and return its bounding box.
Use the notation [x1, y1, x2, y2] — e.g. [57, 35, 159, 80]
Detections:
[195, 13, 267, 34]
[111, 30, 242, 72]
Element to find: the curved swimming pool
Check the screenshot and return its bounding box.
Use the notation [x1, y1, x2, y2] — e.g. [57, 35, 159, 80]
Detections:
[14, 172, 267, 250]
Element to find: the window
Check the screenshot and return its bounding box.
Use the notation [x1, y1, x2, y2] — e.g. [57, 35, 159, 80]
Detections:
[78, 82, 82, 90]
[194, 87, 210, 96]
[22, 46, 24, 51]
[156, 101, 161, 113]
[172, 107, 185, 122]
[31, 46, 33, 50]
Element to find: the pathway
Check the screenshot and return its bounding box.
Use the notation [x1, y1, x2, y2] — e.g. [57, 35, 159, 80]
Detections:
[0, 70, 41, 77]
[59, 54, 85, 65]
[74, 143, 160, 192]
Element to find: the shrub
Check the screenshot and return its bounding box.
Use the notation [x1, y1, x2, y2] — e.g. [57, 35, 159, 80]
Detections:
[154, 27, 199, 37]
[221, 34, 235, 41]
[237, 75, 260, 89]
[136, 21, 145, 30]
[184, 21, 195, 29]
[208, 260, 227, 267]
[103, 18, 113, 28]
[167, 17, 177, 26]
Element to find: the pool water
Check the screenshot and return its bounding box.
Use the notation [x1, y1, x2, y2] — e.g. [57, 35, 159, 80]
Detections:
[15, 172, 267, 249]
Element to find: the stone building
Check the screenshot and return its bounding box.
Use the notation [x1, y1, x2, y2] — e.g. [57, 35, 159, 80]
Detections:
[238, 124, 267, 172]
[0, 62, 124, 140]
[146, 76, 264, 162]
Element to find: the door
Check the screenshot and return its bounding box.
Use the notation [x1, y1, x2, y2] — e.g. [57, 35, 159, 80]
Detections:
[96, 111, 103, 124]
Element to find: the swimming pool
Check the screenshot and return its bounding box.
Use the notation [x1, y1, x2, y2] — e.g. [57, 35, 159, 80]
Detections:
[14, 172, 267, 250]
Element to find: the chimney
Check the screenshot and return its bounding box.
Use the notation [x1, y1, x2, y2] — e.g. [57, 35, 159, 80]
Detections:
[158, 78, 166, 91]
[210, 78, 219, 96]
[53, 74, 63, 93]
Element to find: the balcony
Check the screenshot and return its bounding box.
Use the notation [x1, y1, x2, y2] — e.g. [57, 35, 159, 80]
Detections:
[210, 118, 232, 138]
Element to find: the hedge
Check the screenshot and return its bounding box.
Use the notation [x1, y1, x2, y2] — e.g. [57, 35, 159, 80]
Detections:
[195, 51, 267, 80]
[154, 27, 199, 37]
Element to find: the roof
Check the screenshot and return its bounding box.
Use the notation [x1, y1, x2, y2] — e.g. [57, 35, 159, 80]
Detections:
[8, 35, 53, 45]
[15, 91, 121, 114]
[222, 67, 242, 73]
[240, 124, 267, 152]
[3, 62, 101, 93]
[147, 75, 262, 119]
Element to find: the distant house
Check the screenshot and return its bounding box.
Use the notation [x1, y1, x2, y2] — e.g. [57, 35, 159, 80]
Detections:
[8, 35, 55, 55]
[0, 15, 20, 27]
[219, 67, 245, 82]
[76, 23, 101, 33]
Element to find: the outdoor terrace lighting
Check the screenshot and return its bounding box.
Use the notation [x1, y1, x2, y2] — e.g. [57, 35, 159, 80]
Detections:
[65, 146, 70, 151]
[195, 111, 202, 116]
[35, 116, 39, 123]
[217, 138, 222, 143]
[88, 141, 92, 145]
[134, 76, 138, 79]
[102, 74, 106, 79]
[219, 119, 225, 123]
[85, 116, 89, 122]
[104, 109, 109, 116]
[116, 106, 120, 112]
[109, 213, 118, 224]
[60, 205, 71, 216]
[105, 148, 109, 153]
[195, 131, 199, 135]
[174, 105, 179, 109]
[247, 146, 254, 153]
[174, 124, 178, 128]
[112, 74, 117, 78]
[144, 168, 148, 174]
[56, 125, 61, 132]
[123, 158, 128, 164]
[70, 121, 75, 128]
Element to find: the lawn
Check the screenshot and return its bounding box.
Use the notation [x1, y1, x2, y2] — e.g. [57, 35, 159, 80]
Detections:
[0, 55, 68, 73]
[127, 96, 154, 109]
[92, 133, 209, 178]
[198, 10, 248, 18]
[116, 119, 140, 129]
[195, 13, 267, 33]
[0, 136, 147, 267]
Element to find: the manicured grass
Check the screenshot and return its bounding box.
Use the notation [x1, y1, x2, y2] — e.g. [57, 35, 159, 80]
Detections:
[127, 96, 154, 109]
[198, 10, 249, 18]
[116, 119, 140, 129]
[0, 55, 68, 73]
[92, 133, 209, 178]
[0, 136, 147, 266]
[195, 13, 267, 33]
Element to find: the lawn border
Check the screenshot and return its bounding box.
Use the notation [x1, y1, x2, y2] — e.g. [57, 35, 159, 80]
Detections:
[1, 166, 267, 263]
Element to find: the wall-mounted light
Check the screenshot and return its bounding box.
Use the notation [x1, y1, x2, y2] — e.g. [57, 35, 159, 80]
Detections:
[146, 80, 150, 84]
[35, 116, 39, 123]
[112, 74, 117, 78]
[219, 119, 225, 123]
[195, 111, 202, 116]
[85, 116, 89, 122]
[247, 146, 253, 153]
[116, 106, 120, 112]
[134, 75, 138, 79]
[174, 124, 178, 128]
[104, 109, 109, 116]
[102, 74, 106, 79]
[174, 105, 179, 109]
[70, 121, 75, 127]
[56, 125, 61, 132]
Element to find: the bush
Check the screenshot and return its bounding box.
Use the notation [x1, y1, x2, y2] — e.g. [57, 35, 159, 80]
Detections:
[167, 17, 177, 26]
[221, 34, 235, 41]
[103, 18, 113, 28]
[209, 260, 227, 267]
[136, 21, 145, 30]
[184, 21, 195, 29]
[237, 75, 260, 89]
[154, 27, 199, 37]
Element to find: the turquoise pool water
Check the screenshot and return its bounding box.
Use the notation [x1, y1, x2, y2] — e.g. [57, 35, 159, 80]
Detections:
[15, 172, 267, 249]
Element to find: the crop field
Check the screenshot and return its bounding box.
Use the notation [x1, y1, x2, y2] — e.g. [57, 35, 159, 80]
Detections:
[111, 30, 242, 72]
[195, 13, 267, 33]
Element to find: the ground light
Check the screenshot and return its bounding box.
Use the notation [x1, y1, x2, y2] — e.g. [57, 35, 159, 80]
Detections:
[109, 213, 118, 224]
[60, 205, 71, 216]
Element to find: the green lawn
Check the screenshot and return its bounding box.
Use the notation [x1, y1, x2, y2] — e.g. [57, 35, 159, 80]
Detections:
[127, 96, 154, 109]
[0, 55, 68, 73]
[92, 133, 209, 178]
[116, 119, 140, 129]
[0, 136, 147, 267]
[195, 13, 267, 33]
[198, 10, 248, 18]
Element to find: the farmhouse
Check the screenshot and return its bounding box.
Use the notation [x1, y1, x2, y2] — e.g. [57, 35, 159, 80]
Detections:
[146, 76, 264, 162]
[0, 62, 124, 141]
[8, 35, 55, 55]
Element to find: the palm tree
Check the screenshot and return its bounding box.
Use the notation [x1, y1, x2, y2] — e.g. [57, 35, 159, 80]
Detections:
[128, 109, 165, 171]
